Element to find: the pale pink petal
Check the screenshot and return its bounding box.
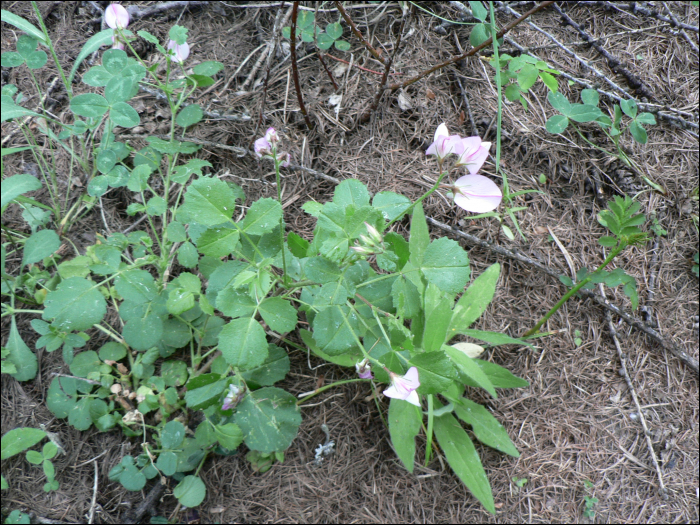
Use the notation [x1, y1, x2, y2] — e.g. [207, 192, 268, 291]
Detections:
[404, 389, 421, 407]
[433, 122, 449, 142]
[167, 40, 190, 63]
[456, 137, 491, 174]
[105, 4, 129, 29]
[402, 367, 420, 389]
[453, 174, 502, 213]
[254, 137, 271, 157]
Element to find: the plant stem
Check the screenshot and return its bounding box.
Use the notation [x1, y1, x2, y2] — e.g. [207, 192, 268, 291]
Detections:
[290, 2, 313, 130]
[386, 170, 448, 229]
[523, 244, 622, 336]
[296, 378, 366, 405]
[272, 147, 289, 287]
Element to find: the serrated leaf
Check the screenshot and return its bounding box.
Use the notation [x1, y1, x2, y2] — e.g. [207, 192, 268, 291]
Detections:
[180, 177, 237, 226]
[258, 297, 297, 332]
[517, 64, 539, 90]
[218, 318, 268, 370]
[409, 351, 458, 395]
[240, 344, 290, 387]
[235, 387, 301, 454]
[433, 407, 495, 514]
[122, 314, 163, 350]
[333, 179, 370, 207]
[115, 270, 158, 304]
[241, 198, 282, 235]
[311, 305, 358, 355]
[421, 238, 470, 294]
[372, 191, 412, 222]
[43, 277, 107, 331]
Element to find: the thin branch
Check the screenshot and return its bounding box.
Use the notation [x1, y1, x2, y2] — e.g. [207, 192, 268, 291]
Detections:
[661, 2, 699, 53]
[360, 4, 412, 123]
[385, 1, 556, 91]
[578, 1, 699, 33]
[600, 283, 668, 500]
[334, 1, 387, 65]
[290, 1, 313, 130]
[553, 3, 659, 102]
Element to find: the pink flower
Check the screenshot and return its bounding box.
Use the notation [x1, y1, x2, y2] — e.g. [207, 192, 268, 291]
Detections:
[355, 359, 373, 379]
[453, 174, 502, 213]
[383, 367, 420, 406]
[254, 136, 271, 157]
[167, 40, 190, 63]
[426, 123, 463, 161]
[455, 137, 491, 174]
[264, 127, 279, 146]
[222, 384, 242, 410]
[105, 4, 129, 29]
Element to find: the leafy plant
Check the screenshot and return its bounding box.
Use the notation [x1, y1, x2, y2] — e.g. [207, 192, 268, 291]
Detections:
[525, 195, 647, 336]
[1, 427, 48, 490]
[573, 329, 582, 347]
[692, 252, 699, 279]
[1, 3, 529, 515]
[582, 480, 598, 519]
[282, 11, 350, 51]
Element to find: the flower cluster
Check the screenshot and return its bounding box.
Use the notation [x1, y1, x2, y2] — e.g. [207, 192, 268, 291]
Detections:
[221, 383, 245, 411]
[105, 4, 189, 62]
[254, 127, 290, 167]
[426, 123, 502, 213]
[350, 222, 386, 257]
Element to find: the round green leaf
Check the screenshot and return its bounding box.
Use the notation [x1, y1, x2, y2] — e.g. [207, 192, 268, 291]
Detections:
[105, 76, 134, 104]
[119, 465, 146, 491]
[161, 420, 186, 449]
[122, 314, 163, 350]
[110, 101, 140, 128]
[545, 114, 569, 134]
[156, 451, 178, 476]
[193, 61, 224, 76]
[218, 317, 268, 370]
[1, 51, 24, 67]
[69, 351, 101, 378]
[326, 22, 343, 40]
[176, 104, 203, 128]
[421, 238, 470, 294]
[1, 427, 46, 460]
[99, 341, 127, 361]
[235, 387, 301, 454]
[82, 65, 112, 87]
[25, 50, 47, 69]
[173, 475, 206, 507]
[70, 93, 109, 118]
[469, 24, 489, 47]
[16, 35, 38, 58]
[96, 149, 117, 174]
[102, 48, 128, 75]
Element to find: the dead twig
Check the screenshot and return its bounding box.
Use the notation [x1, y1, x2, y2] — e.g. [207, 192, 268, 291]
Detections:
[360, 4, 412, 123]
[385, 1, 557, 91]
[600, 283, 668, 500]
[88, 459, 99, 524]
[661, 2, 699, 53]
[290, 1, 313, 130]
[553, 3, 659, 102]
[334, 1, 387, 65]
[579, 1, 699, 33]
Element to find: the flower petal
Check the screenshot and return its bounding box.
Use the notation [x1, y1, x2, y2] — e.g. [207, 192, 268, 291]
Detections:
[404, 389, 421, 407]
[434, 122, 449, 142]
[453, 175, 502, 213]
[105, 4, 129, 29]
[402, 367, 420, 389]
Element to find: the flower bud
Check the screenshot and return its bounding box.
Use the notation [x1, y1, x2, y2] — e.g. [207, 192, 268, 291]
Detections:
[355, 358, 373, 379]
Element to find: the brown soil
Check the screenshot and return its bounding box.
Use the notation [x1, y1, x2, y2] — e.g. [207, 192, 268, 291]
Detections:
[2, 1, 698, 523]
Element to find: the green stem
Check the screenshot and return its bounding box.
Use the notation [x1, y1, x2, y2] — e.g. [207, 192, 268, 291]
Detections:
[31, 1, 71, 98]
[523, 244, 622, 336]
[489, 1, 508, 200]
[386, 170, 448, 229]
[272, 146, 289, 287]
[425, 394, 434, 465]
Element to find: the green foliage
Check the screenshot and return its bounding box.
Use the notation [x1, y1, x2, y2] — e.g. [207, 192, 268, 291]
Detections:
[282, 12, 350, 51]
[1, 427, 48, 492]
[545, 88, 657, 176]
[490, 54, 561, 110]
[0, 9, 529, 515]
